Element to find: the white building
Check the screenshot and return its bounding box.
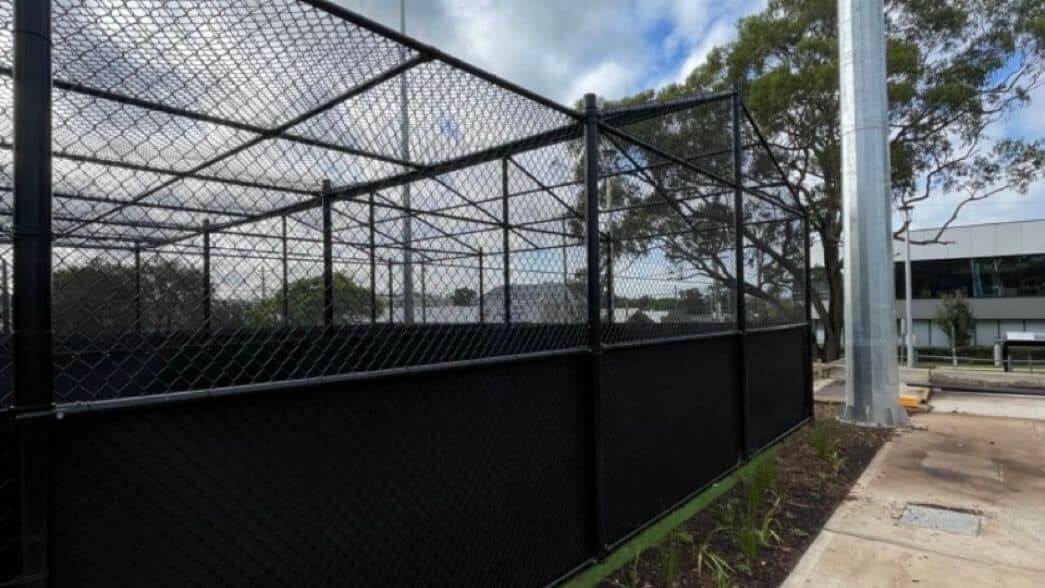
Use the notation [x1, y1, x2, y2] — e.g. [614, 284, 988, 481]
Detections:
[895, 219, 1045, 347]
[813, 219, 1045, 348]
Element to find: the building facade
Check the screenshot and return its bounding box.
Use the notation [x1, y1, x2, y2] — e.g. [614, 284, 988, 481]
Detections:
[895, 219, 1045, 347]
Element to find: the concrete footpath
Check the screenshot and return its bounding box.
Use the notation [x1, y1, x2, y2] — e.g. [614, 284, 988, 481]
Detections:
[783, 411, 1045, 587]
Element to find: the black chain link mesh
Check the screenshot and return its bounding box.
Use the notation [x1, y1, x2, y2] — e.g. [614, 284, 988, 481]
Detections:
[738, 110, 807, 330]
[0, 1, 807, 407]
[599, 101, 738, 345]
[0, 0, 591, 404]
[0, 2, 810, 586]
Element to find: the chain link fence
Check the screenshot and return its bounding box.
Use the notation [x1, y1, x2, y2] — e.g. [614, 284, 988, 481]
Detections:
[1, 1, 810, 585]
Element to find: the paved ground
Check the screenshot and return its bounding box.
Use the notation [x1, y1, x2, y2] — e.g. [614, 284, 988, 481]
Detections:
[783, 411, 1045, 587]
[931, 390, 1045, 420]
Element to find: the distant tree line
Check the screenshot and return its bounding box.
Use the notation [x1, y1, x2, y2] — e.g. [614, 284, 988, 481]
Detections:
[52, 258, 381, 334]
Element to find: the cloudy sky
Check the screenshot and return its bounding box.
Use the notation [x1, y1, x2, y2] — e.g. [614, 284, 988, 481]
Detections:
[334, 0, 1044, 232]
[333, 0, 764, 105]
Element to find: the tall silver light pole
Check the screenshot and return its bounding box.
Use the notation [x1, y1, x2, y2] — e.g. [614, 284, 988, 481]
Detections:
[900, 204, 914, 368]
[399, 0, 415, 324]
[839, 0, 906, 425]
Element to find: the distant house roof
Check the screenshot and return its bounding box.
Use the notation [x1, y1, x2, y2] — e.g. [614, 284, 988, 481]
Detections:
[484, 282, 584, 322]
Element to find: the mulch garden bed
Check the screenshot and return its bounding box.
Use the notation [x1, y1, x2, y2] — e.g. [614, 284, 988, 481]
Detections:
[601, 403, 893, 588]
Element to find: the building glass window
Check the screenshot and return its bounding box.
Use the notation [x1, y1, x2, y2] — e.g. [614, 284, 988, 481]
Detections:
[896, 254, 1045, 299]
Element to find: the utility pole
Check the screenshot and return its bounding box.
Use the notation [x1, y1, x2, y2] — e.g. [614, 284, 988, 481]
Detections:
[399, 0, 415, 324]
[839, 0, 906, 425]
[900, 204, 915, 368]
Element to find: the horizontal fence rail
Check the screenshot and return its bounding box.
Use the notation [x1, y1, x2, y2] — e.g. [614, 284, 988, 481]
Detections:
[0, 1, 812, 586]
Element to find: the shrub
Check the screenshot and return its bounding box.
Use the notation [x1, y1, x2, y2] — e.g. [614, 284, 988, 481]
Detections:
[811, 423, 831, 460]
[934, 291, 975, 349]
[657, 531, 686, 587]
[717, 458, 782, 562]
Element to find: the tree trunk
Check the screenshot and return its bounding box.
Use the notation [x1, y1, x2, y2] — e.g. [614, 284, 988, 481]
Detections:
[819, 217, 845, 362]
[823, 282, 844, 361]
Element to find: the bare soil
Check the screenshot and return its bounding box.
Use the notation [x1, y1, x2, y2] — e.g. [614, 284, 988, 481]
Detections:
[601, 403, 893, 588]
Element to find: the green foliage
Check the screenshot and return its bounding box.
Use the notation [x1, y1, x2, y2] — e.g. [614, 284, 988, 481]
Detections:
[245, 273, 380, 327]
[657, 531, 686, 587]
[53, 257, 207, 333]
[601, 0, 1045, 361]
[743, 458, 777, 515]
[623, 295, 683, 312]
[717, 457, 782, 562]
[828, 449, 847, 475]
[934, 291, 975, 349]
[815, 469, 831, 491]
[717, 496, 782, 562]
[625, 310, 655, 324]
[611, 549, 645, 588]
[451, 287, 478, 307]
[692, 528, 734, 588]
[811, 423, 832, 460]
[52, 258, 381, 333]
[811, 424, 846, 487]
[678, 288, 707, 315]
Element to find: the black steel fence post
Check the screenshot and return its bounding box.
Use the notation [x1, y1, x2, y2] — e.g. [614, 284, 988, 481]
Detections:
[420, 261, 427, 324]
[501, 158, 512, 325]
[202, 219, 211, 337]
[731, 87, 748, 458]
[606, 236, 614, 324]
[583, 93, 606, 554]
[134, 245, 142, 334]
[322, 180, 334, 328]
[281, 215, 289, 327]
[10, 1, 52, 584]
[803, 215, 814, 418]
[561, 217, 569, 320]
[387, 258, 394, 324]
[368, 192, 377, 324]
[2, 258, 11, 334]
[12, 0, 53, 409]
[478, 248, 485, 324]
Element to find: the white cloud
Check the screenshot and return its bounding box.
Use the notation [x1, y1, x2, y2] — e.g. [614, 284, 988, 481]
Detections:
[566, 60, 635, 102]
[335, 1, 1045, 230]
[331, 0, 763, 104]
[1008, 82, 1045, 140]
[656, 18, 736, 88]
[903, 181, 1045, 231]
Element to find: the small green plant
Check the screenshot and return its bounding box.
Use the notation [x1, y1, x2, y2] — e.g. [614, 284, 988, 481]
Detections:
[742, 457, 777, 514]
[713, 457, 784, 561]
[612, 548, 645, 588]
[657, 531, 685, 587]
[815, 469, 831, 491]
[718, 496, 782, 561]
[828, 449, 847, 475]
[692, 528, 734, 588]
[811, 423, 832, 460]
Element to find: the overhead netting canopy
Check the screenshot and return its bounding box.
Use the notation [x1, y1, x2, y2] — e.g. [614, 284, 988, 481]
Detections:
[0, 0, 805, 405]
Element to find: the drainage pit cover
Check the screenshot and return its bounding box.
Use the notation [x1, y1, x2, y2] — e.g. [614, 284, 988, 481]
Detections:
[899, 504, 981, 537]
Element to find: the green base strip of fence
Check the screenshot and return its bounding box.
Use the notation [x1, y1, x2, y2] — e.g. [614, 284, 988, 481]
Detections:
[558, 448, 777, 588]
